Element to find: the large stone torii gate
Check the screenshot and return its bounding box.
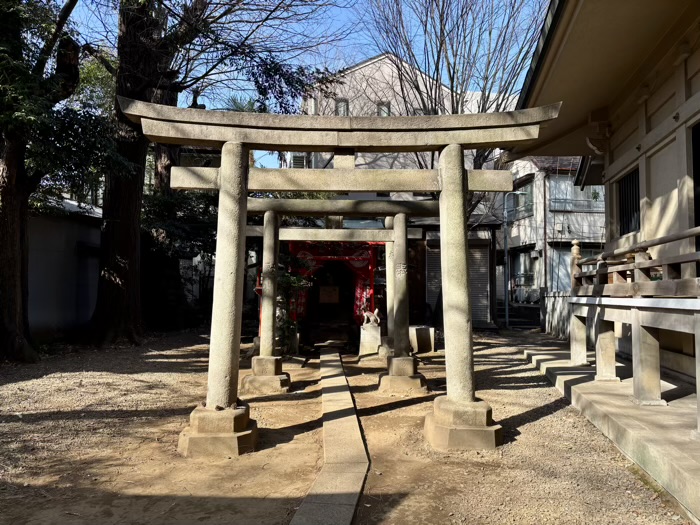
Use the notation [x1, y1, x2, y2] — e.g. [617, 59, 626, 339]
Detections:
[119, 97, 560, 456]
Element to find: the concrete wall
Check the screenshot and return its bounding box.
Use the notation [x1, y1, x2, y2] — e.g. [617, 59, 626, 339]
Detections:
[544, 292, 571, 340]
[28, 215, 100, 337]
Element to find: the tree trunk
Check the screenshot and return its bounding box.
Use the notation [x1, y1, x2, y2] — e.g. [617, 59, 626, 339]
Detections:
[90, 131, 148, 345]
[90, 0, 161, 345]
[0, 138, 39, 362]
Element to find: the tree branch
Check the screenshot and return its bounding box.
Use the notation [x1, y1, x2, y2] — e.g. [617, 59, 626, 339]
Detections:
[32, 0, 80, 76]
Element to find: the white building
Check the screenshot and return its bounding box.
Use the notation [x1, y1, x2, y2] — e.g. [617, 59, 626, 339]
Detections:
[285, 53, 501, 327]
[504, 156, 606, 303]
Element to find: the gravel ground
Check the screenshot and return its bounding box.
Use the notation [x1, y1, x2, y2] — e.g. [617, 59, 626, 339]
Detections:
[0, 333, 323, 525]
[0, 330, 692, 525]
[346, 330, 692, 525]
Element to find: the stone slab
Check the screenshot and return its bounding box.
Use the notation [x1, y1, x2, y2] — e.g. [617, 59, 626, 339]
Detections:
[387, 356, 418, 376]
[359, 324, 382, 356]
[177, 424, 257, 458]
[523, 348, 700, 522]
[289, 501, 357, 525]
[409, 325, 435, 353]
[424, 412, 502, 450]
[239, 374, 290, 395]
[288, 352, 369, 525]
[251, 355, 283, 376]
[378, 373, 428, 394]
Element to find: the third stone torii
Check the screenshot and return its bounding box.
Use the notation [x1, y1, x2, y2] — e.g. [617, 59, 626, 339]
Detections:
[119, 97, 560, 456]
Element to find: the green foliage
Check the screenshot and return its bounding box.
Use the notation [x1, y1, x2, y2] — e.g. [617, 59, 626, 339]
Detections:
[141, 191, 219, 259]
[71, 56, 117, 115]
[0, 0, 70, 135]
[27, 106, 124, 212]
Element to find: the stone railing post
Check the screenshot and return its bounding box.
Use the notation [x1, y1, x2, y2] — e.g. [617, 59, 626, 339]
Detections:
[178, 141, 258, 457]
[424, 144, 501, 450]
[570, 239, 581, 293]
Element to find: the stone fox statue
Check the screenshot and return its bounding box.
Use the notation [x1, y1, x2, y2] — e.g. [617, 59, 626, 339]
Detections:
[362, 305, 381, 327]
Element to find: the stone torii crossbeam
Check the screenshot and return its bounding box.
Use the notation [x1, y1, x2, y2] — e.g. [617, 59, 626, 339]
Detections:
[119, 97, 560, 456]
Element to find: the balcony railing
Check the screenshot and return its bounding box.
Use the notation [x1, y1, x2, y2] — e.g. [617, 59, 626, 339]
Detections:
[509, 202, 533, 222]
[549, 198, 604, 212]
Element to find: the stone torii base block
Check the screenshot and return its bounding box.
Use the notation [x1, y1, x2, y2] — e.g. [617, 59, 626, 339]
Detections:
[424, 396, 502, 450]
[240, 356, 290, 395]
[378, 356, 427, 393]
[178, 403, 258, 458]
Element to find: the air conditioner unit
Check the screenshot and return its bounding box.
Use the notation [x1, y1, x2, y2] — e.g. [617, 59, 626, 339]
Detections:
[530, 250, 540, 259]
[555, 223, 563, 233]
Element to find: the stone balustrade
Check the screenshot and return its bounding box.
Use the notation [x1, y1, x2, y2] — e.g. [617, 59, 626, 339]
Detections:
[569, 230, 700, 437]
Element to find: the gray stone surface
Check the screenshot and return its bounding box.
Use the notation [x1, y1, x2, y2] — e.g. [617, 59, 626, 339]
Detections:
[438, 144, 475, 403]
[259, 210, 279, 358]
[239, 374, 290, 395]
[289, 353, 368, 525]
[393, 213, 410, 357]
[424, 412, 502, 451]
[247, 198, 440, 217]
[251, 355, 283, 376]
[378, 374, 428, 394]
[178, 404, 258, 458]
[423, 395, 502, 450]
[524, 347, 700, 523]
[359, 323, 381, 356]
[121, 96, 560, 132]
[120, 96, 560, 151]
[206, 142, 248, 409]
[387, 356, 418, 376]
[385, 218, 395, 340]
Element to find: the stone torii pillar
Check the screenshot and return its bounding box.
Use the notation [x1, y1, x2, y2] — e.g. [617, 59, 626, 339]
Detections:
[383, 216, 396, 348]
[241, 210, 290, 395]
[379, 213, 427, 393]
[424, 144, 502, 450]
[178, 142, 258, 457]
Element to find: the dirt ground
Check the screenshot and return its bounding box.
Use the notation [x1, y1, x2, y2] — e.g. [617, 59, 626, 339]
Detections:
[0, 330, 693, 525]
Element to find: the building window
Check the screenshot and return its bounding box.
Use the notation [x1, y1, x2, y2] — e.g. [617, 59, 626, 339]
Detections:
[509, 183, 534, 221]
[617, 168, 640, 236]
[548, 175, 605, 212]
[377, 101, 391, 117]
[335, 98, 349, 116]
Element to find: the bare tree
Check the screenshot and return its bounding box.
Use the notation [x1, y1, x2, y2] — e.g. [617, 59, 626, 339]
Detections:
[86, 0, 349, 344]
[361, 0, 546, 209]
